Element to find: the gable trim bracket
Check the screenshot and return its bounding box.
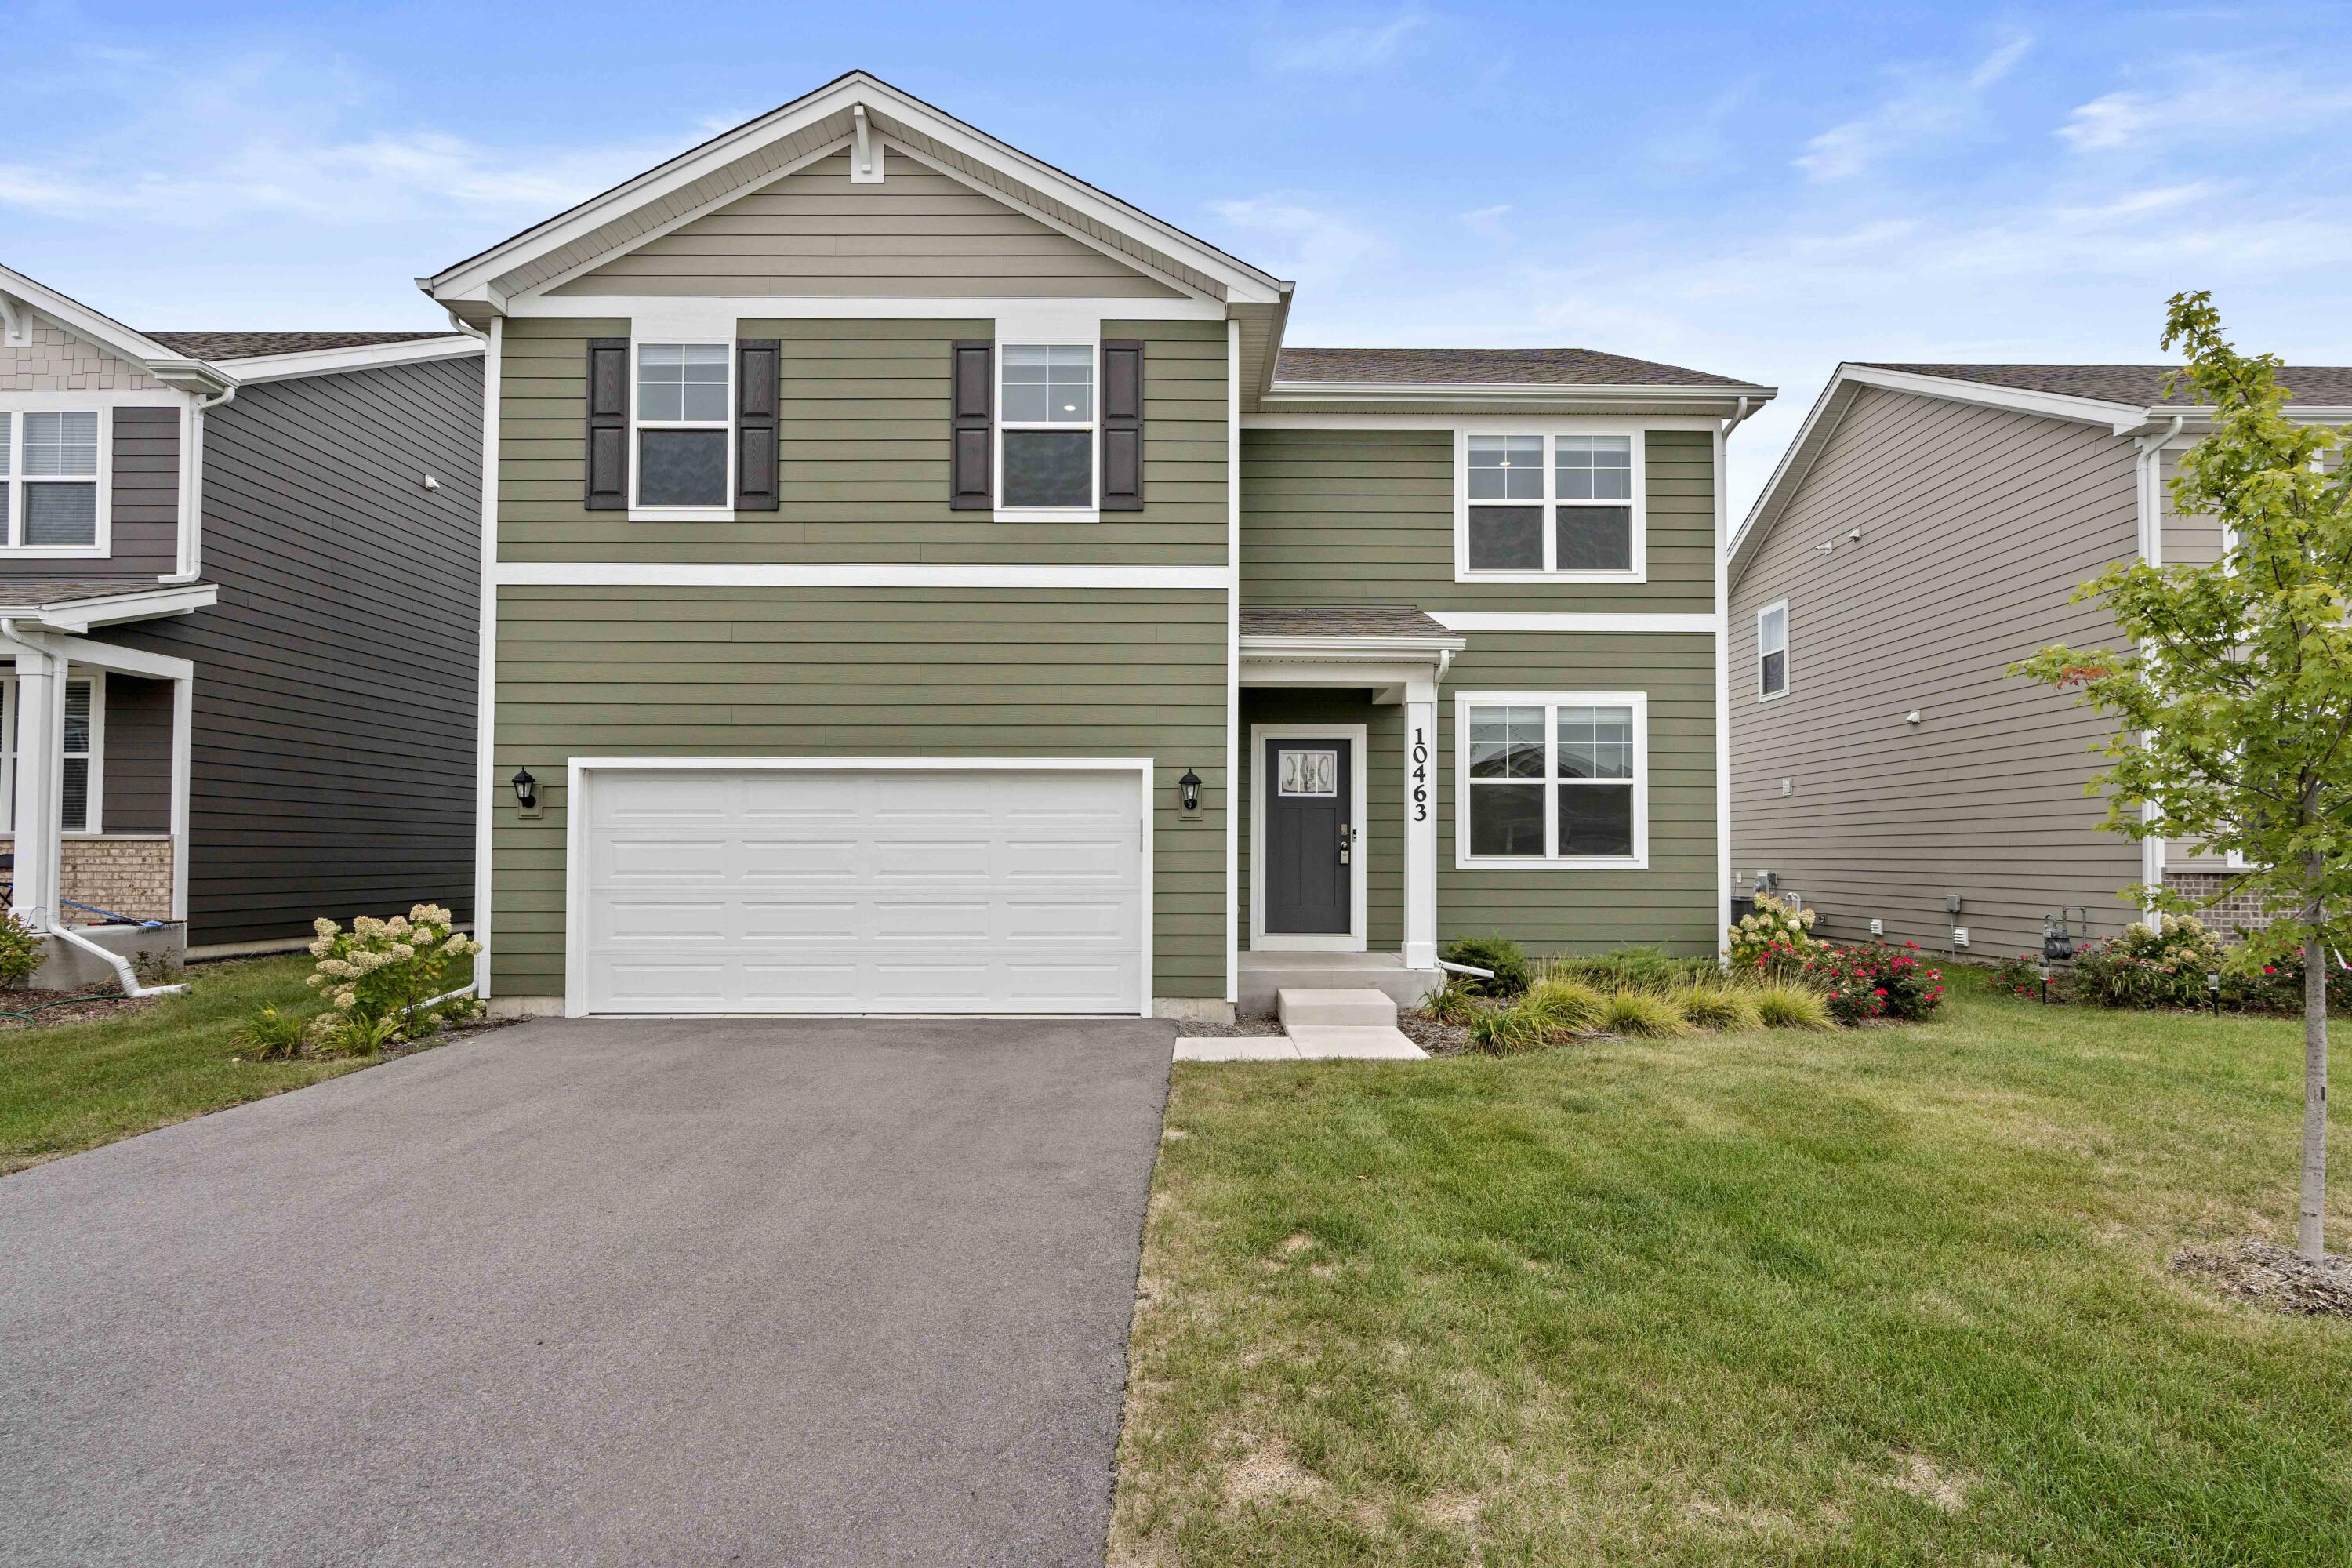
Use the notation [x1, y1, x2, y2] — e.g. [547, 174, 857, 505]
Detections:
[850, 104, 884, 183]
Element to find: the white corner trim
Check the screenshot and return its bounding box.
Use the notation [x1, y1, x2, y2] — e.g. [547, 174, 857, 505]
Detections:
[1248, 723, 1369, 953]
[211, 336, 483, 383]
[1451, 689, 1650, 872]
[1429, 612, 1717, 634]
[492, 562, 1231, 590]
[1225, 318, 1241, 1005]
[472, 318, 502, 998]
[561, 756, 1156, 1018]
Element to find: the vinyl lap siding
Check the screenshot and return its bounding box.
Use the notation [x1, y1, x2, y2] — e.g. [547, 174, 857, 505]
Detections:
[1728, 387, 2143, 956]
[116, 358, 481, 944]
[490, 586, 1229, 1000]
[550, 151, 1179, 299]
[497, 316, 1225, 564]
[1440, 633, 1718, 953]
[100, 674, 172, 833]
[1240, 427, 1715, 613]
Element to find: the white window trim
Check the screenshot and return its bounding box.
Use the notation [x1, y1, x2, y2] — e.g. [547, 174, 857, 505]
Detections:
[994, 333, 1100, 522]
[1453, 427, 1645, 584]
[1757, 598, 1789, 702]
[1247, 721, 1370, 953]
[0, 399, 113, 559]
[0, 671, 104, 835]
[1453, 690, 1648, 870]
[626, 340, 733, 522]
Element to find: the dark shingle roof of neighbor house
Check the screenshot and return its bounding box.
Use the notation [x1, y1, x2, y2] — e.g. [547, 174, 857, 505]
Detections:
[1273, 347, 1760, 389]
[1860, 363, 2352, 408]
[144, 331, 452, 361]
[1240, 607, 1455, 640]
[0, 579, 209, 608]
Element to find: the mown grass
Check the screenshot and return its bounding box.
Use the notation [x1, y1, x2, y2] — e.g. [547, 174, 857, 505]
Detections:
[1115, 967, 2352, 1566]
[0, 954, 393, 1174]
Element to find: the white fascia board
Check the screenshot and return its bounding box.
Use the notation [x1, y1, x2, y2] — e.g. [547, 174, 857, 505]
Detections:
[493, 561, 1230, 590]
[1430, 612, 1717, 634]
[506, 294, 1226, 322]
[425, 71, 1283, 308]
[1239, 634, 1465, 661]
[45, 634, 195, 681]
[1262, 380, 1776, 405]
[19, 583, 220, 632]
[1246, 412, 1727, 432]
[1842, 365, 2139, 426]
[0, 263, 235, 397]
[212, 336, 484, 383]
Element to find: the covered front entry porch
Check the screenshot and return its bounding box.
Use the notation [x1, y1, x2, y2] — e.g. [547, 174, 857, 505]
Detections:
[1236, 608, 1463, 1015]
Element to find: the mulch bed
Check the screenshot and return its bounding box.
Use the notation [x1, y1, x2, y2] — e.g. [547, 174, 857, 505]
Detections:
[2172, 1239, 2352, 1319]
[0, 986, 157, 1029]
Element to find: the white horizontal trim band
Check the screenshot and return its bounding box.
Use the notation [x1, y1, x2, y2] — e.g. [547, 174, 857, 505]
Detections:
[1432, 612, 1719, 633]
[493, 562, 1230, 590]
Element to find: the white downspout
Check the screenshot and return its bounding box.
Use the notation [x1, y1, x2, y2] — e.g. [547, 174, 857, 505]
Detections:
[2133, 415, 2183, 931]
[48, 922, 187, 999]
[165, 382, 236, 585]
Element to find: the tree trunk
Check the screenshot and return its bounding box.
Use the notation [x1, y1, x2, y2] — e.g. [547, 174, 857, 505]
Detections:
[2300, 855, 2330, 1262]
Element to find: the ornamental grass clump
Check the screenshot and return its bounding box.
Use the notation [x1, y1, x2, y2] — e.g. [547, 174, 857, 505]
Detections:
[1728, 894, 1824, 979]
[1599, 989, 1689, 1038]
[1678, 984, 1760, 1032]
[1522, 978, 1606, 1036]
[1544, 946, 1719, 995]
[1753, 983, 1833, 1030]
[305, 904, 483, 1051]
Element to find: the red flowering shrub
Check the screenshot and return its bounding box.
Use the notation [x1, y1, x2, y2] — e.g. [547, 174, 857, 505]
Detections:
[1802, 940, 1945, 1024]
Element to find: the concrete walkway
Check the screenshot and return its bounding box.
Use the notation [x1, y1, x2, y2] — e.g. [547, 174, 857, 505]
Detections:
[0, 1015, 1173, 1567]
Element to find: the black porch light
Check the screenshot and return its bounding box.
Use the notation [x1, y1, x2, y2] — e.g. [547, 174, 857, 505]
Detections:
[510, 766, 538, 811]
[1178, 768, 1202, 814]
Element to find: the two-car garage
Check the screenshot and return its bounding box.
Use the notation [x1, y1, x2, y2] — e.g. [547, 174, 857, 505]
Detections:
[572, 760, 1151, 1015]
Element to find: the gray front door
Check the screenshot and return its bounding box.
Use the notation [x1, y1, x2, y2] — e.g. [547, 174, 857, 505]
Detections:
[1264, 738, 1352, 935]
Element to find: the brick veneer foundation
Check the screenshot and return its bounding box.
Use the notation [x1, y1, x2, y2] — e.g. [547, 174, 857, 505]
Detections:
[60, 837, 174, 924]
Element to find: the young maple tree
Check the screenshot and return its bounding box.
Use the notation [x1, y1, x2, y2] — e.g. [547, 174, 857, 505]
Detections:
[2014, 292, 2351, 1261]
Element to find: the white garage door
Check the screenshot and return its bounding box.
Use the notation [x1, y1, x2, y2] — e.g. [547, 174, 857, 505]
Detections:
[580, 765, 1146, 1014]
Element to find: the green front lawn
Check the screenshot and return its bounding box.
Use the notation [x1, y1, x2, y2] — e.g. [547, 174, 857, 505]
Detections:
[1116, 970, 2352, 1566]
[0, 954, 387, 1174]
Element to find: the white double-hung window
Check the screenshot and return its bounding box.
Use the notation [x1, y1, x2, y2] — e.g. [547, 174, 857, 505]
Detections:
[0, 675, 100, 833]
[1456, 691, 1646, 868]
[1758, 600, 1789, 699]
[633, 343, 731, 509]
[1458, 430, 1640, 579]
[0, 410, 104, 551]
[999, 344, 1094, 510]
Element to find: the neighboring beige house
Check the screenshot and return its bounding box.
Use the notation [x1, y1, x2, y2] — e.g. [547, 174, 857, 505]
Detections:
[1727, 361, 2352, 959]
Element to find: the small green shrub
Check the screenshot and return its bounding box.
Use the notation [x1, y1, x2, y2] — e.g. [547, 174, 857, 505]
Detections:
[233, 1004, 311, 1062]
[1991, 953, 2046, 999]
[1442, 935, 1530, 998]
[1419, 982, 1481, 1026]
[1544, 946, 1719, 995]
[1523, 978, 1606, 1036]
[1679, 985, 1759, 1031]
[0, 909, 45, 989]
[2067, 915, 2227, 1010]
[313, 1011, 405, 1059]
[1754, 983, 1833, 1029]
[1802, 941, 1946, 1023]
[1600, 989, 1689, 1037]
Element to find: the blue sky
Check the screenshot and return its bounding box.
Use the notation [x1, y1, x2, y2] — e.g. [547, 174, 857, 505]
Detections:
[6, 1, 2350, 514]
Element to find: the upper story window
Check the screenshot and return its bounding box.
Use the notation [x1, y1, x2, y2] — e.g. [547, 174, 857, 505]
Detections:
[1758, 600, 1789, 700]
[1456, 691, 1647, 869]
[1000, 344, 1094, 510]
[633, 343, 731, 509]
[1457, 430, 1642, 582]
[0, 410, 103, 551]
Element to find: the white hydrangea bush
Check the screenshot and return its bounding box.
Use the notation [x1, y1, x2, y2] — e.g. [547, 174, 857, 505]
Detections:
[1728, 891, 1824, 976]
[305, 903, 483, 1048]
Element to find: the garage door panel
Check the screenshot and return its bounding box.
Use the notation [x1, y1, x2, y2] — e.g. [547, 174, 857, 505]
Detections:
[583, 767, 1145, 1014]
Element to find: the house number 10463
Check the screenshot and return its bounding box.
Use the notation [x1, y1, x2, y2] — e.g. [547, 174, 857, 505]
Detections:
[1410, 727, 1429, 822]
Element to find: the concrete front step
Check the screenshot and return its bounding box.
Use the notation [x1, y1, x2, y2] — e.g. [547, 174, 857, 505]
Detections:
[1277, 987, 1397, 1029]
[1237, 953, 1444, 1015]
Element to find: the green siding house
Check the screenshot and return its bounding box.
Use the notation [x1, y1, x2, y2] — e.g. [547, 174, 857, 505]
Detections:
[424, 71, 1775, 1022]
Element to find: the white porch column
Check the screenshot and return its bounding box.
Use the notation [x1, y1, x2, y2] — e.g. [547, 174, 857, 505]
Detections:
[8, 638, 66, 930]
[170, 672, 193, 922]
[1403, 676, 1439, 969]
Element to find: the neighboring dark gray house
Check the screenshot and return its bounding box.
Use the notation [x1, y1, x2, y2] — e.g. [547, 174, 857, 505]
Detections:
[1726, 361, 2352, 957]
[0, 263, 482, 978]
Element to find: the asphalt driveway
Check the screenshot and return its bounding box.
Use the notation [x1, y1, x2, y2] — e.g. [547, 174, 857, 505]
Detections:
[0, 1015, 1174, 1567]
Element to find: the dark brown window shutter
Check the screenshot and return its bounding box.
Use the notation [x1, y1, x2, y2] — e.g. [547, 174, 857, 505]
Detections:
[1100, 339, 1144, 511]
[735, 338, 779, 511]
[950, 339, 993, 510]
[584, 336, 630, 510]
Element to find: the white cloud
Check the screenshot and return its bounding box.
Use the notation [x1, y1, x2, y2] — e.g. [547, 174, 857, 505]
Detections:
[1457, 203, 1512, 240]
[1795, 34, 2030, 180]
[1207, 194, 1386, 280]
[2060, 64, 2352, 153]
[1259, 11, 1428, 74]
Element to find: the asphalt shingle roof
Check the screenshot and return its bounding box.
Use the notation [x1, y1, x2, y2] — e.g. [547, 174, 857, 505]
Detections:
[1272, 347, 1759, 389]
[1240, 607, 1455, 640]
[1861, 363, 2352, 408]
[144, 331, 453, 361]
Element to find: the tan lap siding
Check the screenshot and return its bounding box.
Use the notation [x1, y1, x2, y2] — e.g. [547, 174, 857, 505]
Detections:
[498, 316, 1226, 565]
[1728, 387, 2143, 955]
[490, 586, 1229, 1000]
[1240, 427, 1715, 613]
[1439, 633, 1719, 955]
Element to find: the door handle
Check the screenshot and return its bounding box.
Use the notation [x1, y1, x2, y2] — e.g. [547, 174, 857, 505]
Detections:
[1338, 822, 1351, 864]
